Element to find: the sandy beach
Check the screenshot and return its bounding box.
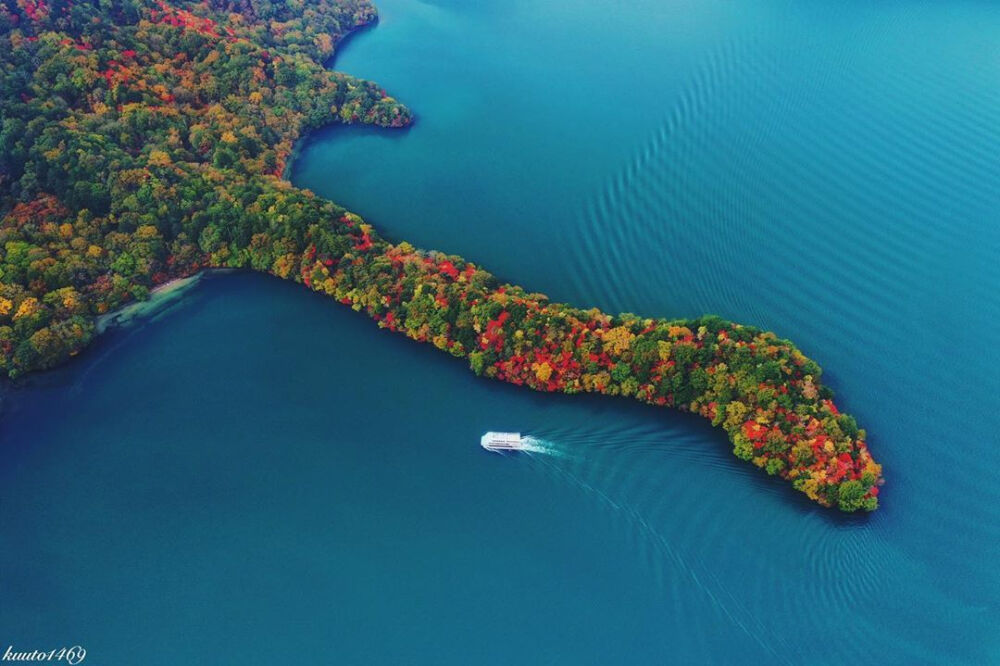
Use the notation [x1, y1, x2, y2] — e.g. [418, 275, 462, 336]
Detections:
[95, 273, 204, 334]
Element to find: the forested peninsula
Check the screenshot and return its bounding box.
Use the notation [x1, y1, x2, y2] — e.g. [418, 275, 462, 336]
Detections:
[0, 0, 883, 511]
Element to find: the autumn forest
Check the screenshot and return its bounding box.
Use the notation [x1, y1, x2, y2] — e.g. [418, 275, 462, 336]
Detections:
[0, 0, 882, 511]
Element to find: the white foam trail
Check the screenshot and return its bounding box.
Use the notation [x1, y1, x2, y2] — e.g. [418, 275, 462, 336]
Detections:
[519, 436, 573, 459]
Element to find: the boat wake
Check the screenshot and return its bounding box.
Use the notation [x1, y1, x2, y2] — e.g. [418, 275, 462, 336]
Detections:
[514, 431, 795, 663]
[519, 436, 569, 458]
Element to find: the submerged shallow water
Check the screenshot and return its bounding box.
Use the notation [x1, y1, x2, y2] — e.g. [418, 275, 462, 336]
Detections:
[3, 0, 1000, 662]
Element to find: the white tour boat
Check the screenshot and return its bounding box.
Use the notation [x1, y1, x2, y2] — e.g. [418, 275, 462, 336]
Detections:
[480, 431, 525, 452]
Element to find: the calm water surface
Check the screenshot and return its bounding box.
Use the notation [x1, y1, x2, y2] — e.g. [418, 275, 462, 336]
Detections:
[3, 0, 1000, 663]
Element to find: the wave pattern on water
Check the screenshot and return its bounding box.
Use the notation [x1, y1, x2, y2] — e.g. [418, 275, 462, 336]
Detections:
[551, 12, 1000, 659]
[519, 430, 798, 664]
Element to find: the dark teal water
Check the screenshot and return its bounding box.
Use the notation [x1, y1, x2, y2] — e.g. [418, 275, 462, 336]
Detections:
[4, 0, 1000, 663]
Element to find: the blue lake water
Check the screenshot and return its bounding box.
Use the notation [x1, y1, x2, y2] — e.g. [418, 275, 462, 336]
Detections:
[3, 0, 1000, 662]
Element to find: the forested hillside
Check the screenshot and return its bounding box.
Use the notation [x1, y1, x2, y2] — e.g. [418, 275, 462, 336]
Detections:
[0, 0, 882, 510]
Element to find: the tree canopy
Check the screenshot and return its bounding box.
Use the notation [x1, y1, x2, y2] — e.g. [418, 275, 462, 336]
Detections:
[0, 0, 882, 511]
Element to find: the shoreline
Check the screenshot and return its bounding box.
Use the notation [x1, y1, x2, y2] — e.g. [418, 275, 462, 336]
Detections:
[282, 14, 414, 183]
[95, 272, 211, 334]
[95, 268, 242, 333]
[280, 15, 379, 183]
